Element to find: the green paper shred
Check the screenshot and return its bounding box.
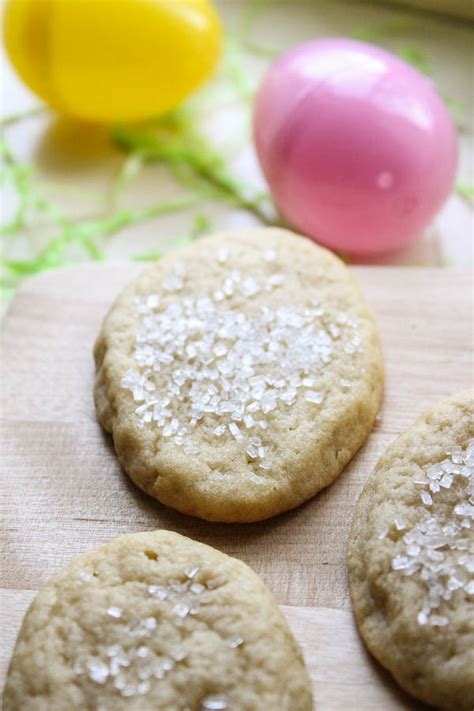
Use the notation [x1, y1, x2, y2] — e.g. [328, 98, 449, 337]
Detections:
[222, 36, 257, 101]
[190, 213, 213, 239]
[0, 106, 46, 129]
[109, 151, 144, 205]
[132, 251, 162, 262]
[112, 111, 275, 225]
[131, 213, 213, 263]
[352, 18, 417, 42]
[1, 194, 202, 277]
[0, 131, 204, 286]
[397, 45, 431, 75]
[456, 182, 474, 203]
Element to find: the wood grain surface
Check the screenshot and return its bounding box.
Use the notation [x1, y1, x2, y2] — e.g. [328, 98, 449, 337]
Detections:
[1, 263, 472, 708]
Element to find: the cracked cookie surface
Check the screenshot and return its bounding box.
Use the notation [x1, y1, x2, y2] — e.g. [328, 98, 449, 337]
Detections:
[3, 530, 313, 711]
[94, 228, 383, 522]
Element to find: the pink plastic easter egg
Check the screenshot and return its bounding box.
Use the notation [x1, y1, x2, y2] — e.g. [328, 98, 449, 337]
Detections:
[254, 38, 457, 254]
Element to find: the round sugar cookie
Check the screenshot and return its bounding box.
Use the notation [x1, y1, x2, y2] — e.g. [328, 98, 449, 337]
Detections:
[348, 390, 474, 710]
[3, 530, 313, 711]
[94, 228, 383, 522]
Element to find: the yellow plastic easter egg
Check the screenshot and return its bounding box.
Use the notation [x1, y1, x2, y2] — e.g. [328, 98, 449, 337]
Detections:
[3, 0, 223, 123]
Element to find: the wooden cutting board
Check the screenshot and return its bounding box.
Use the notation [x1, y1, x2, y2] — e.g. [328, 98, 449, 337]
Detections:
[1, 264, 472, 709]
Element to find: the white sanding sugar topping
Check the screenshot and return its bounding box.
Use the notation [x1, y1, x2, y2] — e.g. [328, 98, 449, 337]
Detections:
[391, 439, 474, 627]
[74, 566, 241, 702]
[201, 696, 230, 710]
[122, 249, 361, 472]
